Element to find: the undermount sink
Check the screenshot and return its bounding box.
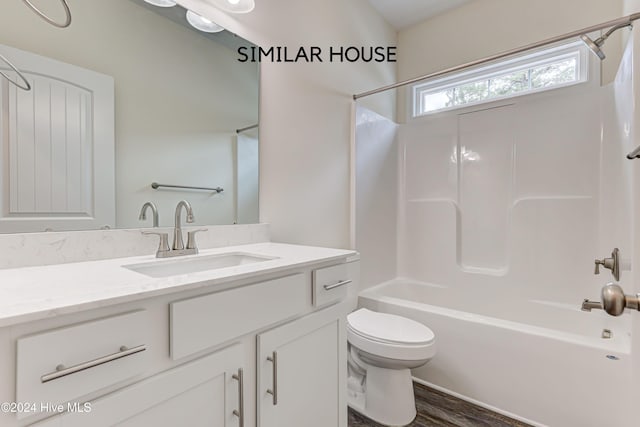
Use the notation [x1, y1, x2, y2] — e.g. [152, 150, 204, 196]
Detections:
[124, 252, 276, 278]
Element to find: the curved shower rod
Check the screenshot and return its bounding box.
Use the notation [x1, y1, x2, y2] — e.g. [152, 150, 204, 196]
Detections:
[0, 53, 31, 91]
[354, 12, 640, 100]
[21, 0, 72, 29]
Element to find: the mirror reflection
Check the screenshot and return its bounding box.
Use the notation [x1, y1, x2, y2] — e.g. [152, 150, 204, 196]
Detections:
[0, 0, 259, 233]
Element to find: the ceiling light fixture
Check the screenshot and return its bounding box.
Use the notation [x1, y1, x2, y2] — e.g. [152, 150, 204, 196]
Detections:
[142, 0, 177, 7]
[186, 10, 224, 33]
[212, 0, 255, 13]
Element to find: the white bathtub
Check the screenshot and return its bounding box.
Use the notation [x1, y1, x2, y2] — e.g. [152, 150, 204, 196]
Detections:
[358, 279, 633, 427]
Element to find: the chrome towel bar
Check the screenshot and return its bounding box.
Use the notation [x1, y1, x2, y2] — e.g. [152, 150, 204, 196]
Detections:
[22, 0, 72, 28]
[236, 123, 258, 134]
[41, 344, 146, 383]
[151, 182, 223, 193]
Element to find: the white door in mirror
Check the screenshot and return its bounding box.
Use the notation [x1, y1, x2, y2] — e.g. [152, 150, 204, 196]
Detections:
[0, 43, 115, 233]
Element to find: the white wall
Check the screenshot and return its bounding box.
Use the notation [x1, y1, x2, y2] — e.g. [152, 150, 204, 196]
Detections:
[236, 132, 260, 224]
[396, 0, 625, 121]
[621, 11, 640, 409]
[355, 107, 398, 289]
[0, 0, 258, 230]
[177, 0, 397, 249]
[625, 0, 640, 14]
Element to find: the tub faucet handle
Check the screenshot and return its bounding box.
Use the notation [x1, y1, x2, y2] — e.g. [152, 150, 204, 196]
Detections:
[601, 283, 640, 316]
[594, 248, 620, 281]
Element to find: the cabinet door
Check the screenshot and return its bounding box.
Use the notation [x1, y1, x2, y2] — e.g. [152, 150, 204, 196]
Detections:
[32, 344, 245, 427]
[257, 305, 347, 427]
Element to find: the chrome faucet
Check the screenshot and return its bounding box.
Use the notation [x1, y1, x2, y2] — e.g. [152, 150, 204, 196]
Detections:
[142, 200, 207, 258]
[138, 202, 159, 227]
[594, 248, 620, 281]
[173, 200, 194, 250]
[581, 299, 603, 312]
[582, 283, 640, 316]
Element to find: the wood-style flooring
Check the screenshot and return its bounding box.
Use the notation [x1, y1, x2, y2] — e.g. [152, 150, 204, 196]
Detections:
[348, 382, 532, 427]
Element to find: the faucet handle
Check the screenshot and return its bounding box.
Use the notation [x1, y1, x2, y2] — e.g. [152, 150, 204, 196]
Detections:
[594, 259, 603, 274]
[594, 248, 620, 281]
[186, 228, 208, 251]
[142, 231, 170, 255]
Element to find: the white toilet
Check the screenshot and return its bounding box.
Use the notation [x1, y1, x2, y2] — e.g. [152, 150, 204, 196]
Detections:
[347, 308, 436, 426]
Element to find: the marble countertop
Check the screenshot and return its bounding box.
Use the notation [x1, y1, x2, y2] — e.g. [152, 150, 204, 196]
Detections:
[0, 242, 357, 327]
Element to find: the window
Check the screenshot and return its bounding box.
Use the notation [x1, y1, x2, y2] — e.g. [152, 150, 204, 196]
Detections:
[412, 41, 589, 117]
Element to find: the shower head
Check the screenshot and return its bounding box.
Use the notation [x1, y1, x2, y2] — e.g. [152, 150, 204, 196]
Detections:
[580, 23, 633, 61]
[580, 34, 606, 60]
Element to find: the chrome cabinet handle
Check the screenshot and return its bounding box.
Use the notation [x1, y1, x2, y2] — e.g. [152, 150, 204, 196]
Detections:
[324, 279, 352, 291]
[41, 345, 146, 383]
[266, 351, 278, 405]
[232, 368, 244, 427]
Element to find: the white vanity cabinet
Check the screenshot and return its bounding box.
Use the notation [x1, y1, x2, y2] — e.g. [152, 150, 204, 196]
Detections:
[16, 311, 151, 418]
[257, 303, 347, 427]
[32, 344, 245, 427]
[0, 255, 358, 427]
[169, 273, 308, 360]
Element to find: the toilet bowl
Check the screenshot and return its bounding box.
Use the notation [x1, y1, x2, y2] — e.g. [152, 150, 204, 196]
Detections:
[347, 308, 435, 426]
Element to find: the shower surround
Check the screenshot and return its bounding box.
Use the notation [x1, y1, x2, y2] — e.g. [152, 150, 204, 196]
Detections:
[354, 34, 639, 427]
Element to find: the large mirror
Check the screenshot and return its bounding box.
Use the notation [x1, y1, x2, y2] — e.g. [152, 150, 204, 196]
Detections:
[0, 0, 259, 233]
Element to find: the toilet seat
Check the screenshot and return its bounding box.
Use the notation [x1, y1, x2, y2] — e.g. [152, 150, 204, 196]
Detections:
[347, 309, 435, 362]
[348, 308, 434, 345]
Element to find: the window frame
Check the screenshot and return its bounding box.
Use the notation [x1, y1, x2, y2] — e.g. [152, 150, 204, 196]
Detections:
[411, 41, 590, 118]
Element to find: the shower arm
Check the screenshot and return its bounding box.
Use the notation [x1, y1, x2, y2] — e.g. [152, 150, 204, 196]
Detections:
[354, 12, 640, 100]
[596, 23, 633, 45]
[627, 145, 640, 159]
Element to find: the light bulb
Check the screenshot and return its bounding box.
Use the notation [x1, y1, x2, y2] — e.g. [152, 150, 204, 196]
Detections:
[142, 0, 176, 7]
[213, 0, 254, 13]
[186, 10, 224, 33]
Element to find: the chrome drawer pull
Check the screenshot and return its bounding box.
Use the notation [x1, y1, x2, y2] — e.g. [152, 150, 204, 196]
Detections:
[324, 279, 352, 291]
[266, 351, 278, 405]
[41, 344, 146, 383]
[232, 368, 244, 427]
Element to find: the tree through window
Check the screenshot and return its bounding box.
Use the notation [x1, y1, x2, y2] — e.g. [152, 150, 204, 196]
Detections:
[413, 41, 588, 117]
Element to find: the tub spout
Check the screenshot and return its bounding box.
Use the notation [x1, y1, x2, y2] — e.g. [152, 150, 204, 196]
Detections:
[582, 299, 603, 312]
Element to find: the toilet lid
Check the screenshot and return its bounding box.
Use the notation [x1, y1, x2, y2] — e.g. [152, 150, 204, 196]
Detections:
[347, 308, 434, 345]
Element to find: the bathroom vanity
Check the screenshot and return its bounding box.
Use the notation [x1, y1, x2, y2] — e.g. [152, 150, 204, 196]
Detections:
[0, 240, 359, 427]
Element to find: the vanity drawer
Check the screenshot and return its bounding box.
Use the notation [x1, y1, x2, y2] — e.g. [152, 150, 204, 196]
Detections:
[170, 273, 307, 360]
[16, 311, 150, 419]
[312, 263, 352, 307]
